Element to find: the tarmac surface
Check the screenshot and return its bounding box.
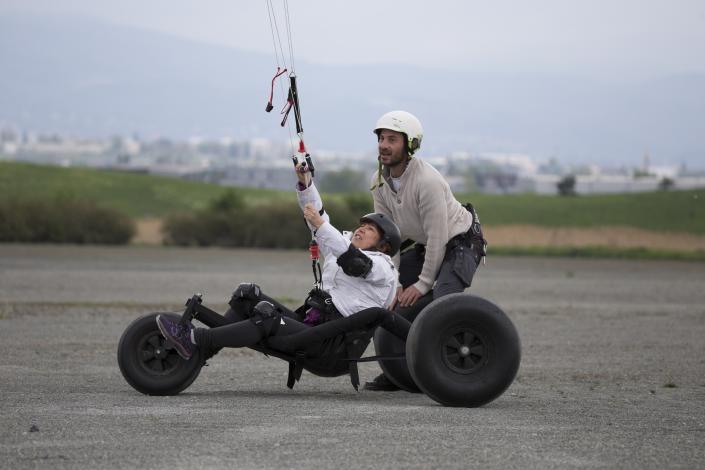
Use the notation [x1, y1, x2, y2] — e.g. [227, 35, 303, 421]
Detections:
[1, 244, 704, 469]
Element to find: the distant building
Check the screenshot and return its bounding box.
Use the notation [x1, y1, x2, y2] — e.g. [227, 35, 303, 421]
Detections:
[2, 125, 704, 194]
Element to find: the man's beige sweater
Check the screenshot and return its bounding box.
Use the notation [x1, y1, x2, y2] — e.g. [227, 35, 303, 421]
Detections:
[371, 157, 472, 295]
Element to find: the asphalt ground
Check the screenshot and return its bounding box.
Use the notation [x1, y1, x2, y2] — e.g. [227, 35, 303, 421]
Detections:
[1, 245, 704, 469]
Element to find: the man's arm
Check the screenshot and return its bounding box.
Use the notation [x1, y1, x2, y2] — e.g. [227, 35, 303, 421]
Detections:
[396, 177, 450, 307]
[412, 176, 450, 295]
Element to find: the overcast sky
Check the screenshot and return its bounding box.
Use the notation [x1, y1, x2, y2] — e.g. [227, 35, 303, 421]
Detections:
[3, 0, 705, 77]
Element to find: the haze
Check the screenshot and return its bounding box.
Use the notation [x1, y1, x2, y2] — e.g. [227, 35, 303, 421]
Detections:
[1, 1, 704, 167]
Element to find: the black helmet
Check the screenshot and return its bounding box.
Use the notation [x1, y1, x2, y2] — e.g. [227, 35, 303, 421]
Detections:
[359, 213, 402, 256]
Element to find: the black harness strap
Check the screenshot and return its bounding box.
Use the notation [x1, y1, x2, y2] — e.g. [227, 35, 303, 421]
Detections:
[346, 341, 361, 391]
[462, 202, 488, 260]
[346, 353, 407, 391]
[285, 352, 406, 390]
[287, 362, 296, 389]
[399, 238, 416, 253]
[287, 351, 306, 389]
[275, 307, 411, 391]
[347, 353, 406, 363]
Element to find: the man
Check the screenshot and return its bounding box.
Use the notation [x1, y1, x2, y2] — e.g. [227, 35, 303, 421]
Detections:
[365, 110, 486, 391]
[156, 162, 405, 360]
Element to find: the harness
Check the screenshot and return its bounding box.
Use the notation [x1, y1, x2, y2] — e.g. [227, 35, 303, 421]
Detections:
[283, 304, 408, 392]
[400, 203, 488, 263]
[285, 287, 361, 387]
[285, 328, 374, 392]
[457, 202, 488, 263]
[300, 287, 341, 325]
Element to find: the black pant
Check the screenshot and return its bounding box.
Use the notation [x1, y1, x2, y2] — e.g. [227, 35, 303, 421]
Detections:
[267, 307, 410, 355]
[193, 291, 410, 355]
[398, 238, 480, 300]
[193, 292, 308, 351]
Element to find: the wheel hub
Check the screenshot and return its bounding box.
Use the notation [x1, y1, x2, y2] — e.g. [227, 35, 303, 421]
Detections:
[138, 332, 180, 375]
[440, 327, 488, 374]
[154, 347, 168, 359]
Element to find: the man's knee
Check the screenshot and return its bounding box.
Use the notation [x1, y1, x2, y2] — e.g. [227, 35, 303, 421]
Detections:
[433, 281, 465, 300]
[432, 274, 467, 299]
[433, 249, 477, 299]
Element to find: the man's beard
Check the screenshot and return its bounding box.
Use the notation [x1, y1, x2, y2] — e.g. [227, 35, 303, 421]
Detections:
[380, 151, 406, 168]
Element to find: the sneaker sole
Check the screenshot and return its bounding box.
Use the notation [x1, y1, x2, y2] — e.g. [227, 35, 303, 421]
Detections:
[156, 315, 192, 360]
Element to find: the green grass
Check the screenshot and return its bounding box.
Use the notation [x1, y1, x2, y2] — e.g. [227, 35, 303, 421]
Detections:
[2, 161, 704, 235]
[458, 191, 705, 234]
[0, 161, 288, 218]
[489, 246, 705, 262]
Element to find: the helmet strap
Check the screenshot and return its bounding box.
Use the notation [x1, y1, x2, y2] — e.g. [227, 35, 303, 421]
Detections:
[376, 159, 383, 189]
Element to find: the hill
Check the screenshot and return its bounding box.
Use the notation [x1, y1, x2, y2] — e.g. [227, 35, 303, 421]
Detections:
[2, 161, 703, 235]
[0, 161, 287, 218]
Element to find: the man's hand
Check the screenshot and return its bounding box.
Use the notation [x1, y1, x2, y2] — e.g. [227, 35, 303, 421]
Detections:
[303, 203, 324, 229]
[295, 162, 312, 187]
[395, 285, 423, 308]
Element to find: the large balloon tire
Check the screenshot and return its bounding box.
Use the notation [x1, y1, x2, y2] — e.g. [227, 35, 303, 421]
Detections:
[373, 328, 420, 393]
[406, 294, 521, 407]
[117, 313, 204, 396]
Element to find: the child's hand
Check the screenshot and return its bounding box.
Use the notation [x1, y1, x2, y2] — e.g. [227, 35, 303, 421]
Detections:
[303, 203, 324, 229]
[295, 162, 312, 187]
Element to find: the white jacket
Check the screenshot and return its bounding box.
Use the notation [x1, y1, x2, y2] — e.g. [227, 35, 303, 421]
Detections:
[296, 182, 397, 316]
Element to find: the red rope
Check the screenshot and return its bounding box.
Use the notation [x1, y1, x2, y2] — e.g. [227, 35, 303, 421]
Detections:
[266, 67, 288, 112]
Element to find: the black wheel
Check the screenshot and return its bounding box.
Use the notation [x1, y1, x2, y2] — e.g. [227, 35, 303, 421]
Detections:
[406, 294, 521, 407]
[117, 313, 204, 395]
[373, 328, 420, 392]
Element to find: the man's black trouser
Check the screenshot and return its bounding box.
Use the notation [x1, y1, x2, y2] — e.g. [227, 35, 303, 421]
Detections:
[193, 291, 410, 356]
[396, 236, 482, 321]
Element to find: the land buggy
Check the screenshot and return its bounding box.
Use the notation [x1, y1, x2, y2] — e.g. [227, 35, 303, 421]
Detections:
[118, 289, 520, 407]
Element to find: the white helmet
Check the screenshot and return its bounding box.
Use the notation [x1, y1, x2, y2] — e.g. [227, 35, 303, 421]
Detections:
[374, 110, 424, 155]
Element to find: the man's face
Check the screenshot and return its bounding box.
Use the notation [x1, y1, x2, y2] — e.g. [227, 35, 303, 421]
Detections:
[351, 222, 382, 251]
[377, 129, 407, 168]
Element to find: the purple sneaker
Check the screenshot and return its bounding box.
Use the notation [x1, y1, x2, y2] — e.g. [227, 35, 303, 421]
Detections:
[156, 315, 195, 360]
